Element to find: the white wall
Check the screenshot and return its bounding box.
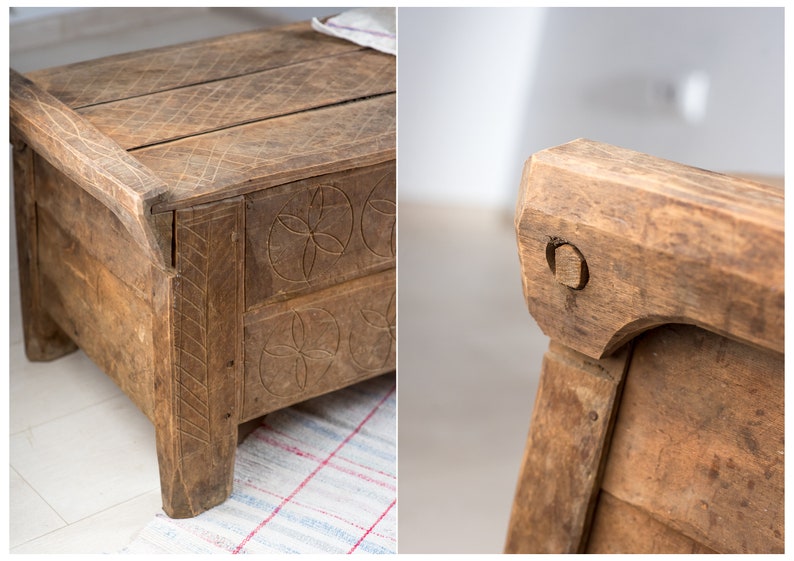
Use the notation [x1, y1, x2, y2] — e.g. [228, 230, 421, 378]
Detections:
[398, 8, 549, 210]
[398, 7, 784, 211]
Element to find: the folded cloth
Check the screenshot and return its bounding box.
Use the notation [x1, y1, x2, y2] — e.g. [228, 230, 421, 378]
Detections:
[312, 8, 396, 56]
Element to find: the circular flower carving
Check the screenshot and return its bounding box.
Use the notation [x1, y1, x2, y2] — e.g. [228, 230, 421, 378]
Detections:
[349, 290, 396, 371]
[361, 177, 396, 259]
[268, 185, 353, 282]
[259, 308, 339, 397]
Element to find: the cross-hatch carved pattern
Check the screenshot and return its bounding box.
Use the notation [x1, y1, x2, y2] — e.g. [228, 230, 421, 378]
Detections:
[350, 289, 396, 371]
[13, 76, 165, 202]
[361, 170, 396, 259]
[259, 308, 340, 398]
[79, 52, 395, 150]
[134, 95, 396, 208]
[174, 217, 212, 451]
[268, 185, 353, 283]
[174, 205, 238, 456]
[29, 23, 360, 108]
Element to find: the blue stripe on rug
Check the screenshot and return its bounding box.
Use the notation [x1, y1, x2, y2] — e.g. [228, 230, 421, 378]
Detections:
[120, 372, 396, 554]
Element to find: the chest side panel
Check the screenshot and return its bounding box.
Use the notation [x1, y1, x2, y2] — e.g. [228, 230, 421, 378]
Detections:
[590, 324, 783, 553]
[32, 156, 165, 421]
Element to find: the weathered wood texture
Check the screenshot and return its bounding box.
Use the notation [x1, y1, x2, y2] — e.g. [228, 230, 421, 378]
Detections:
[509, 139, 783, 554]
[243, 269, 395, 421]
[11, 131, 77, 361]
[137, 94, 395, 212]
[515, 138, 783, 358]
[10, 70, 169, 264]
[245, 162, 395, 308]
[156, 200, 242, 518]
[504, 342, 631, 553]
[586, 491, 717, 554]
[599, 324, 783, 553]
[25, 21, 362, 107]
[78, 49, 395, 150]
[34, 156, 160, 420]
[10, 20, 395, 519]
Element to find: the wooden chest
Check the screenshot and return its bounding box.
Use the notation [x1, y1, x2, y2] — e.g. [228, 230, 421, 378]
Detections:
[506, 140, 783, 553]
[10, 21, 396, 518]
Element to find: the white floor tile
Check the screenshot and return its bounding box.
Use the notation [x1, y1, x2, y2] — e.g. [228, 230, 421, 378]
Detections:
[10, 489, 163, 554]
[9, 466, 66, 548]
[9, 343, 127, 435]
[10, 394, 159, 524]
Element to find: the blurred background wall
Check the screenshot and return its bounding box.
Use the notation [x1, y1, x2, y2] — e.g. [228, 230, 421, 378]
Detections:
[398, 7, 784, 211]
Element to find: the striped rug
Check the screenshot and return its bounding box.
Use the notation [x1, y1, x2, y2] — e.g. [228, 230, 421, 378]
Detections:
[121, 373, 396, 554]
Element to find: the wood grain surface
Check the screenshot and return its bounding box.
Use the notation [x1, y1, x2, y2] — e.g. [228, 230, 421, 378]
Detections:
[504, 341, 632, 553]
[600, 324, 783, 553]
[515, 139, 783, 358]
[245, 162, 395, 309]
[586, 491, 717, 553]
[510, 140, 783, 554]
[11, 132, 78, 361]
[10, 69, 169, 264]
[25, 21, 362, 108]
[242, 269, 395, 421]
[78, 49, 396, 150]
[137, 94, 395, 212]
[156, 199, 243, 518]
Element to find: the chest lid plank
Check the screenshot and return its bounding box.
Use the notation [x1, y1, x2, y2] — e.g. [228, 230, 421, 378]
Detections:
[16, 21, 396, 214]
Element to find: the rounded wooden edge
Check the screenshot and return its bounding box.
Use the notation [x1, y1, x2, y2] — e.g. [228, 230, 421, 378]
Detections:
[515, 140, 784, 359]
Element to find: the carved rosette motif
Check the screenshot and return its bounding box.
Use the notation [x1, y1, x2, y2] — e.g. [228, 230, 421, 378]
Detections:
[258, 307, 340, 397]
[361, 174, 396, 259]
[349, 289, 396, 371]
[268, 185, 353, 283]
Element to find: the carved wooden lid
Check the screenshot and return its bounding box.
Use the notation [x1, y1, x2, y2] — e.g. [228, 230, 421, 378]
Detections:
[23, 21, 396, 213]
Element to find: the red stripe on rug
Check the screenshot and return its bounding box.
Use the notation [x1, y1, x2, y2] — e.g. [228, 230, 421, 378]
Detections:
[231, 384, 396, 554]
[348, 498, 397, 554]
[251, 433, 397, 491]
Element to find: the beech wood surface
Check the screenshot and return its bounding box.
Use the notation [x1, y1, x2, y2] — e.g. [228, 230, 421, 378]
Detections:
[245, 162, 395, 309]
[156, 199, 243, 518]
[137, 94, 395, 212]
[25, 21, 362, 108]
[242, 269, 395, 421]
[600, 324, 783, 553]
[504, 341, 632, 553]
[586, 491, 717, 553]
[10, 70, 169, 265]
[78, 49, 395, 150]
[11, 21, 395, 519]
[509, 140, 784, 554]
[11, 131, 77, 361]
[515, 138, 783, 358]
